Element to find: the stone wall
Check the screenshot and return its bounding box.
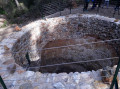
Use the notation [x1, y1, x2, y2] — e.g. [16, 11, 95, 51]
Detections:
[11, 14, 120, 72]
[0, 14, 120, 89]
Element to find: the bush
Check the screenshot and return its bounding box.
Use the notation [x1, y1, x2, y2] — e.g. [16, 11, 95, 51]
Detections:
[0, 7, 6, 14]
[0, 20, 8, 28]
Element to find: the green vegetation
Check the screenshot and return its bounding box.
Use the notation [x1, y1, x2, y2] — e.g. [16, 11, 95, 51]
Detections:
[0, 8, 5, 14]
[4, 0, 28, 19]
[0, 20, 8, 28]
[0, 0, 116, 24]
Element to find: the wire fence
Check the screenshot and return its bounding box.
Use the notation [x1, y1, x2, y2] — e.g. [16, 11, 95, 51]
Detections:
[0, 38, 120, 56]
[0, 42, 120, 88]
[31, 0, 120, 19]
[0, 37, 120, 89]
[0, 56, 118, 72]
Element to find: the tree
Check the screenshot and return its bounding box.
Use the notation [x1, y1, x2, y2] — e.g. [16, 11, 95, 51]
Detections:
[14, 0, 21, 10]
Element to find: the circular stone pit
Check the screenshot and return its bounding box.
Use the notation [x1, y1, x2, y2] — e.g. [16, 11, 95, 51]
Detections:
[12, 14, 120, 73]
[0, 14, 120, 89]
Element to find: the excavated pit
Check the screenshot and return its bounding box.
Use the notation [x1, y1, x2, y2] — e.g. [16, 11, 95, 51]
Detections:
[12, 14, 120, 73]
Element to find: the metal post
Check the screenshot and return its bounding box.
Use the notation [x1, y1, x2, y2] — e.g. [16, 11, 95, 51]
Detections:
[26, 52, 31, 66]
[0, 76, 7, 89]
[113, 9, 116, 17]
[69, 0, 72, 14]
[59, 0, 62, 16]
[118, 8, 120, 15]
[25, 52, 31, 70]
[60, 10, 61, 16]
[70, 7, 71, 14]
[115, 80, 118, 89]
[110, 58, 120, 89]
[97, 7, 99, 13]
[110, 47, 120, 89]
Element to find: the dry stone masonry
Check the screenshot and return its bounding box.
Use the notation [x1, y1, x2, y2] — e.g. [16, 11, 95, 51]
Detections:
[0, 14, 120, 89]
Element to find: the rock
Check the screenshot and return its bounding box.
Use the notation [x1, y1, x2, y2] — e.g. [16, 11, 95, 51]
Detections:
[101, 66, 119, 84]
[0, 18, 5, 22]
[79, 84, 95, 89]
[94, 81, 109, 89]
[53, 82, 65, 89]
[35, 72, 42, 77]
[79, 14, 83, 16]
[34, 86, 39, 89]
[3, 59, 15, 65]
[0, 22, 3, 27]
[19, 83, 33, 89]
[114, 19, 119, 22]
[72, 72, 80, 84]
[7, 63, 16, 74]
[25, 71, 35, 78]
[4, 45, 10, 50]
[16, 70, 25, 74]
[15, 26, 21, 31]
[76, 85, 80, 89]
[72, 1, 77, 8]
[113, 65, 117, 70]
[68, 84, 76, 89]
[0, 67, 2, 70]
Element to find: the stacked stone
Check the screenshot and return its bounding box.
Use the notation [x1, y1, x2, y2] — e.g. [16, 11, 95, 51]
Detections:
[0, 14, 120, 89]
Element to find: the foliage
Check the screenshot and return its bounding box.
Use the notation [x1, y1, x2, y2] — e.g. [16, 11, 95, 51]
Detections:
[0, 7, 6, 14]
[2, 0, 27, 19]
[0, 20, 8, 28]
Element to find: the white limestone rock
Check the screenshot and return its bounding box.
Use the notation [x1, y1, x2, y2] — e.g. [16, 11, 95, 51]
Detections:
[79, 84, 95, 89]
[24, 71, 35, 78]
[53, 82, 65, 89]
[19, 83, 33, 89]
[72, 72, 80, 84]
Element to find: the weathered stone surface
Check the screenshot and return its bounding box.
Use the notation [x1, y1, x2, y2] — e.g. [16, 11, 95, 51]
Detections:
[114, 19, 119, 22]
[53, 82, 65, 89]
[79, 84, 95, 89]
[3, 59, 14, 65]
[7, 63, 16, 74]
[19, 83, 33, 89]
[10, 14, 119, 74]
[0, 22, 3, 27]
[93, 81, 109, 89]
[4, 45, 9, 50]
[15, 26, 22, 31]
[24, 71, 35, 78]
[0, 14, 120, 89]
[34, 86, 39, 89]
[0, 18, 5, 22]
